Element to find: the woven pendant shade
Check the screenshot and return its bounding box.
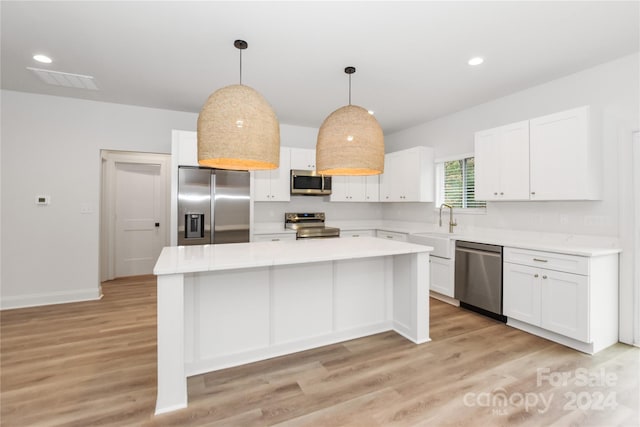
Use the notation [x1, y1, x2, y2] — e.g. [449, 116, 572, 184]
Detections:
[316, 104, 384, 176]
[198, 84, 280, 170]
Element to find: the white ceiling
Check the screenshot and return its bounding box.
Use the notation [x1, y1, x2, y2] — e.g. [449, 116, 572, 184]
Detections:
[2, 1, 638, 133]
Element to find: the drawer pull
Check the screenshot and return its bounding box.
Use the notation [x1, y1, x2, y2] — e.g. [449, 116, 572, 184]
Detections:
[352, 234, 360, 237]
[533, 258, 548, 263]
[534, 274, 539, 278]
[386, 235, 393, 239]
[542, 275, 548, 279]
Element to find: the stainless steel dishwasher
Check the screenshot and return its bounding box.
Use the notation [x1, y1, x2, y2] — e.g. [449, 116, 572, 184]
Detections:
[454, 241, 505, 322]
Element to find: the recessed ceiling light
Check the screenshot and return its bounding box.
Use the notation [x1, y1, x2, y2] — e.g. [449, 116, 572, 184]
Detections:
[33, 54, 52, 64]
[468, 57, 484, 66]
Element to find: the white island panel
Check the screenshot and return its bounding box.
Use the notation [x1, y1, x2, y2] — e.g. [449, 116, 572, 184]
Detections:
[154, 237, 432, 415]
[272, 262, 334, 344]
[190, 268, 271, 361]
[334, 257, 388, 330]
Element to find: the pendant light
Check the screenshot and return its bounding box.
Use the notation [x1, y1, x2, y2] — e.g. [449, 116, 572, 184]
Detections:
[198, 40, 280, 170]
[316, 66, 384, 176]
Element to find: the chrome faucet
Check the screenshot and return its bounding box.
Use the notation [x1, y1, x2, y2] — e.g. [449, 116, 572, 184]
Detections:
[439, 203, 457, 233]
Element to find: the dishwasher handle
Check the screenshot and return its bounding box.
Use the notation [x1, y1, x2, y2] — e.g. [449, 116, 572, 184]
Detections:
[455, 246, 502, 258]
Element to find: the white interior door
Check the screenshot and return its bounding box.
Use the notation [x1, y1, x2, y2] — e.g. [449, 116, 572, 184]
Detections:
[113, 162, 165, 277]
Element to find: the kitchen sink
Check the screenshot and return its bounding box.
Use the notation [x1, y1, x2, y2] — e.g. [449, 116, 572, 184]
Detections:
[408, 232, 454, 258]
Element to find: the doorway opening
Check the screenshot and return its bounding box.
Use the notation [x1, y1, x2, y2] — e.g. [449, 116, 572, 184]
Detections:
[100, 150, 170, 282]
[633, 132, 640, 346]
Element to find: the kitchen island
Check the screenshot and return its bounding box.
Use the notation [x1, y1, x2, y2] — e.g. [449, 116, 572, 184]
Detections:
[153, 237, 432, 414]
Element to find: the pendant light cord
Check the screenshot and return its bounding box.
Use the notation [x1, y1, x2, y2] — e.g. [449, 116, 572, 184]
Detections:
[348, 73, 352, 105]
[239, 48, 243, 85]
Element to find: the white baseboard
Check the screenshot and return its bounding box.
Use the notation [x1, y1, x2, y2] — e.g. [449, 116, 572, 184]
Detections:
[429, 291, 460, 306]
[0, 288, 102, 310]
[506, 318, 618, 355]
[186, 322, 394, 377]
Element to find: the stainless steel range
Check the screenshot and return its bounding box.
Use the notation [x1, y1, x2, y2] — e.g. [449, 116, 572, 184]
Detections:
[284, 212, 340, 239]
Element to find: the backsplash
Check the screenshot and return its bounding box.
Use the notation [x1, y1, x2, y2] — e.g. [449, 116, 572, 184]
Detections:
[381, 201, 618, 237]
[254, 197, 383, 224]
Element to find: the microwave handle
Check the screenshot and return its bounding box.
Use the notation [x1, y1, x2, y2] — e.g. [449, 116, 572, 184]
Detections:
[321, 174, 325, 191]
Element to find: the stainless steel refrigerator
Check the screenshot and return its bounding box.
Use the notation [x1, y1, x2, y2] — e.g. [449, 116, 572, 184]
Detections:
[177, 166, 250, 246]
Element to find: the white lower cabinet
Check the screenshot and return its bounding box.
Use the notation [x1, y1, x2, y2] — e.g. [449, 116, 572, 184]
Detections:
[375, 230, 408, 242]
[429, 256, 454, 298]
[540, 270, 588, 341]
[504, 262, 587, 341]
[252, 233, 296, 242]
[341, 230, 375, 238]
[503, 247, 618, 354]
[503, 263, 541, 326]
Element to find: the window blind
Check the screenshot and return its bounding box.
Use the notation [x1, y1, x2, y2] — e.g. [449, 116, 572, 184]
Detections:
[437, 157, 485, 209]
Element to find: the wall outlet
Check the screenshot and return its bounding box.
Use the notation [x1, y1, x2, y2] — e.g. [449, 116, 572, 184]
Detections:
[584, 215, 606, 227]
[80, 203, 93, 214]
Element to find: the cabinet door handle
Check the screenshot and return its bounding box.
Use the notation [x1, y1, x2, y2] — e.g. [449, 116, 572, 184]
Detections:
[494, 192, 498, 196]
[531, 191, 536, 195]
[386, 235, 393, 239]
[542, 275, 548, 279]
[533, 258, 548, 263]
[534, 274, 539, 278]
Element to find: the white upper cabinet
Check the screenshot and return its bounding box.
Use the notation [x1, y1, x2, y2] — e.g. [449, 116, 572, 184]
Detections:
[173, 130, 199, 167]
[529, 106, 601, 200]
[475, 121, 530, 201]
[330, 176, 364, 201]
[330, 175, 379, 202]
[380, 146, 434, 202]
[364, 175, 380, 202]
[254, 147, 291, 201]
[289, 148, 316, 170]
[474, 105, 601, 202]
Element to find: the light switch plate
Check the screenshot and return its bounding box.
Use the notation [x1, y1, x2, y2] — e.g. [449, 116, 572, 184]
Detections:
[35, 195, 51, 205]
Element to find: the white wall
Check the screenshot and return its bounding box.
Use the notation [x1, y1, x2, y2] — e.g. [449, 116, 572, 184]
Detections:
[0, 92, 379, 308]
[384, 53, 640, 343]
[0, 90, 198, 308]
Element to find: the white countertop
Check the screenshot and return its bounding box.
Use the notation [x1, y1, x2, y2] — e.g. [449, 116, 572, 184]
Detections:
[154, 237, 433, 275]
[252, 220, 620, 257]
[433, 232, 621, 257]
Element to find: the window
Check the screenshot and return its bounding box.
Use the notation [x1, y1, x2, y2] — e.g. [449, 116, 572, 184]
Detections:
[436, 156, 486, 210]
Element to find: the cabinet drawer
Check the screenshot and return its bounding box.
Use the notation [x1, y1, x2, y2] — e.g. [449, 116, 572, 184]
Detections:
[342, 230, 375, 238]
[376, 230, 408, 242]
[504, 247, 588, 275]
[253, 233, 296, 242]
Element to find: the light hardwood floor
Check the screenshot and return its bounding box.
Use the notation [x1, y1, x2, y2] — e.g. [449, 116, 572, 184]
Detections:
[1, 275, 638, 426]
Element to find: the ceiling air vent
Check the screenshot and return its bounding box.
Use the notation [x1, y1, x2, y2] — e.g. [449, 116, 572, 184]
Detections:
[27, 67, 99, 90]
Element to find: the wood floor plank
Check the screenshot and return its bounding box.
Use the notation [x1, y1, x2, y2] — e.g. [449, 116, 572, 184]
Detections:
[1, 275, 638, 426]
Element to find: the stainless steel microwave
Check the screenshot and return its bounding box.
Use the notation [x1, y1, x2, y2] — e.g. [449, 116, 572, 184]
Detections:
[290, 169, 332, 195]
